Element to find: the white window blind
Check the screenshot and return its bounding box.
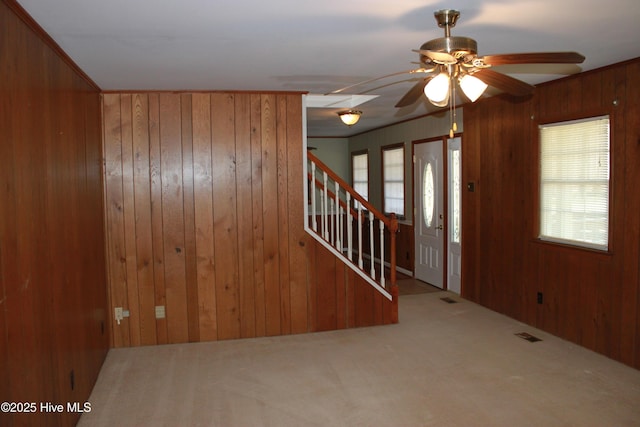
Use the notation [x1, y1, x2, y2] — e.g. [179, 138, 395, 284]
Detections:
[539, 116, 610, 250]
[352, 152, 368, 206]
[383, 146, 405, 216]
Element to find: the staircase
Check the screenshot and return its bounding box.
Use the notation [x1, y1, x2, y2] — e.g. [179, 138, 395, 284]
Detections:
[305, 151, 399, 323]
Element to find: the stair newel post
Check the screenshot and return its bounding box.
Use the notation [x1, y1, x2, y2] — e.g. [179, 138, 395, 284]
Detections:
[379, 218, 385, 288]
[334, 181, 340, 249]
[369, 211, 375, 279]
[346, 192, 353, 261]
[358, 204, 363, 269]
[389, 213, 398, 287]
[389, 213, 399, 323]
[310, 161, 317, 232]
[323, 171, 329, 241]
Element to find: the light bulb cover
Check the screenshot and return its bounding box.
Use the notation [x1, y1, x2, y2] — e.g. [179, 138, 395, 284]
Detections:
[459, 74, 488, 102]
[424, 73, 450, 107]
[337, 110, 362, 126]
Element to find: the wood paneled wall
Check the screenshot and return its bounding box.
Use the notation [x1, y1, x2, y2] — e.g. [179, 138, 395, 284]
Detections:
[103, 92, 395, 347]
[308, 239, 397, 331]
[462, 58, 640, 369]
[1, 1, 108, 426]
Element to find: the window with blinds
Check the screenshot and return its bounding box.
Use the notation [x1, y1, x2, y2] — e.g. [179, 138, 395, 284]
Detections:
[539, 115, 610, 250]
[382, 145, 405, 216]
[351, 151, 368, 207]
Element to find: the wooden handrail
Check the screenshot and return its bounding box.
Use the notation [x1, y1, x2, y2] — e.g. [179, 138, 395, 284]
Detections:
[308, 151, 397, 230]
[307, 151, 399, 287]
[308, 172, 362, 220]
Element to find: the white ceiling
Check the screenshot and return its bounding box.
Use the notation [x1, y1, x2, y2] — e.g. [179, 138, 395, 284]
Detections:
[17, 0, 640, 137]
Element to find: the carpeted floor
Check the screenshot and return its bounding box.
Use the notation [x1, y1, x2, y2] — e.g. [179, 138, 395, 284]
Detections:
[79, 291, 640, 427]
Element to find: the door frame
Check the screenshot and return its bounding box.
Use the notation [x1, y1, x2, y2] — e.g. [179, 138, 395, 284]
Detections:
[412, 134, 462, 291]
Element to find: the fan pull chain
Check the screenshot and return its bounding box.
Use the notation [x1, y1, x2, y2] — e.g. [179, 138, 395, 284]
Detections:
[449, 78, 457, 138]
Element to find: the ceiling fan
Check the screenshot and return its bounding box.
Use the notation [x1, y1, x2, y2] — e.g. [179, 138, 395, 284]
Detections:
[330, 9, 585, 114]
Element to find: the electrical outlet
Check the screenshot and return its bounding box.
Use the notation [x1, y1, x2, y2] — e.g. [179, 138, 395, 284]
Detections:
[114, 307, 123, 325]
[155, 305, 166, 319]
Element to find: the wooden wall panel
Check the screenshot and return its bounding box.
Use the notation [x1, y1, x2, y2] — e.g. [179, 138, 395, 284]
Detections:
[149, 94, 169, 345]
[103, 92, 395, 346]
[307, 240, 396, 331]
[120, 94, 142, 347]
[160, 94, 190, 343]
[211, 93, 241, 340]
[315, 244, 338, 331]
[286, 96, 310, 335]
[250, 94, 267, 337]
[234, 94, 257, 339]
[181, 94, 200, 342]
[132, 94, 158, 346]
[260, 94, 282, 336]
[462, 58, 640, 369]
[277, 95, 292, 335]
[395, 223, 414, 272]
[192, 93, 218, 341]
[1, 2, 108, 425]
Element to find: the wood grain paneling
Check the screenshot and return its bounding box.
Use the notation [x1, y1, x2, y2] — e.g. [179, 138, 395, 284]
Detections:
[462, 58, 640, 369]
[308, 240, 396, 331]
[1, 1, 108, 425]
[103, 92, 396, 346]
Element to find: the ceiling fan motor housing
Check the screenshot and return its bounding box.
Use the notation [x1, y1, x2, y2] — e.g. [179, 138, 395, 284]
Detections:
[420, 36, 478, 58]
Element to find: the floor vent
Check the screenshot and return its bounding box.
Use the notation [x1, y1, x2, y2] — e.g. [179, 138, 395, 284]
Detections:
[440, 297, 458, 304]
[515, 332, 542, 342]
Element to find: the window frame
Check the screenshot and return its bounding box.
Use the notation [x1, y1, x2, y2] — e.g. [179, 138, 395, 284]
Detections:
[535, 113, 613, 253]
[381, 143, 406, 218]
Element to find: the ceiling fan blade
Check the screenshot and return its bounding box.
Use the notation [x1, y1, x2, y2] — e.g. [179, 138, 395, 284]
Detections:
[473, 68, 535, 96]
[395, 79, 430, 108]
[481, 52, 585, 66]
[326, 69, 431, 95]
[413, 49, 457, 65]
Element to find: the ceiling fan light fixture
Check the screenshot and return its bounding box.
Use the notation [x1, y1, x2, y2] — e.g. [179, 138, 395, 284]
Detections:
[337, 109, 362, 126]
[459, 74, 488, 102]
[424, 72, 450, 107]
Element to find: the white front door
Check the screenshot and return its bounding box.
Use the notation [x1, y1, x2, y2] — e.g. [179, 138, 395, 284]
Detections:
[414, 140, 444, 288]
[447, 137, 462, 294]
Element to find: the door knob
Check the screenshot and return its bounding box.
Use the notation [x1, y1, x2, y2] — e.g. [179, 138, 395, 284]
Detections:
[436, 224, 443, 230]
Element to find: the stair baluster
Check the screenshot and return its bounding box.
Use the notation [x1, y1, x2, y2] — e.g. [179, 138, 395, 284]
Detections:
[305, 151, 399, 313]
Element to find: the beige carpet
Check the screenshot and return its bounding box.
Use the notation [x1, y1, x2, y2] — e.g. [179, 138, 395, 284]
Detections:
[79, 291, 640, 426]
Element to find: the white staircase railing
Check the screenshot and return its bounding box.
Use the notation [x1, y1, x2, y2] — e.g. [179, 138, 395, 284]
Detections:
[305, 151, 398, 302]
